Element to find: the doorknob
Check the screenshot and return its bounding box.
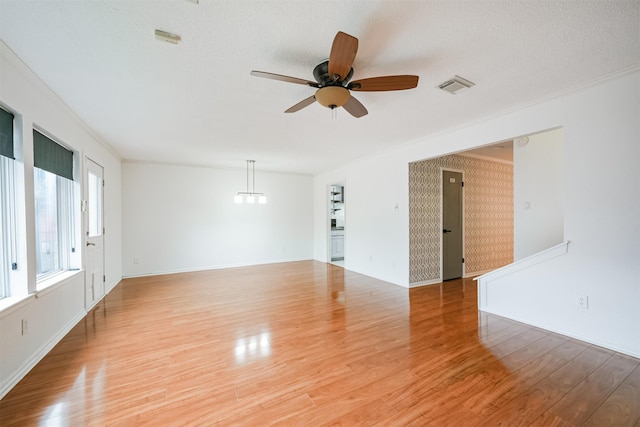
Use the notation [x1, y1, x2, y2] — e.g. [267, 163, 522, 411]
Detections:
[443, 229, 452, 233]
[86, 242, 95, 246]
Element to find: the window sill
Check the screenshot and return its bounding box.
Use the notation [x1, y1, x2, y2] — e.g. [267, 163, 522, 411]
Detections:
[0, 294, 33, 318]
[36, 269, 84, 297]
[0, 270, 84, 318]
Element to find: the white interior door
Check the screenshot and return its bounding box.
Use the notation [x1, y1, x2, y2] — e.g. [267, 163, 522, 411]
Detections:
[84, 157, 104, 309]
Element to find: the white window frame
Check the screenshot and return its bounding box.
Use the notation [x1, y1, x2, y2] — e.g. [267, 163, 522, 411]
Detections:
[34, 167, 76, 284]
[0, 156, 16, 299]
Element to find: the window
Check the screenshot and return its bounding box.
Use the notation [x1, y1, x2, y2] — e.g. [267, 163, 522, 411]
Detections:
[33, 130, 76, 281]
[0, 156, 16, 298]
[0, 107, 16, 299]
[87, 170, 102, 237]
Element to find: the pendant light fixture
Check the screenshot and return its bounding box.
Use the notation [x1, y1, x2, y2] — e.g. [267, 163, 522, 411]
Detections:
[234, 160, 267, 204]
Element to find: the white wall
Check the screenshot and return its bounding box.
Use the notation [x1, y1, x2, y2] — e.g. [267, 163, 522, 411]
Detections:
[314, 153, 410, 286]
[314, 70, 640, 357]
[0, 41, 122, 397]
[514, 128, 564, 260]
[122, 162, 313, 277]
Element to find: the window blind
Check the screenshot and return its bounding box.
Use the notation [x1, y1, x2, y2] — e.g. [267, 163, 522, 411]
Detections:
[0, 108, 14, 159]
[33, 130, 73, 180]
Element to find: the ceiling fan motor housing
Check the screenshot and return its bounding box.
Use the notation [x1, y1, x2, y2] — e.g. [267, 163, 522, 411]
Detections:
[313, 60, 354, 87]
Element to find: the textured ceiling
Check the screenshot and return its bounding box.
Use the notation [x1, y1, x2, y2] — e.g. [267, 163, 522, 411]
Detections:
[0, 1, 638, 174]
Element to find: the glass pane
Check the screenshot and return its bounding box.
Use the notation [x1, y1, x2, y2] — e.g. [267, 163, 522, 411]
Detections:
[88, 171, 101, 237]
[34, 168, 59, 276]
[0, 156, 8, 297]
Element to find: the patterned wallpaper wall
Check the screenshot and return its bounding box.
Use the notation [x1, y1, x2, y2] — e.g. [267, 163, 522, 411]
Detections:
[409, 155, 513, 284]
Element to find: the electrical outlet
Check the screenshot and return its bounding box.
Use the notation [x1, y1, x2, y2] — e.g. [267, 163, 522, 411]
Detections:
[577, 295, 589, 309]
[21, 318, 28, 335]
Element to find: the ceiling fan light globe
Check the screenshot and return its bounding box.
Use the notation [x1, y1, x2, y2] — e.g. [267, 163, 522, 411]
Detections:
[315, 86, 350, 108]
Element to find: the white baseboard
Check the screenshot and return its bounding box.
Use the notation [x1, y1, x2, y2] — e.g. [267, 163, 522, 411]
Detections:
[409, 279, 442, 288]
[479, 307, 640, 360]
[122, 258, 313, 279]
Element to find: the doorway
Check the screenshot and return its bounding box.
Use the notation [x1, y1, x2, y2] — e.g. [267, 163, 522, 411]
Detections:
[409, 144, 515, 285]
[442, 170, 463, 280]
[328, 183, 345, 266]
[84, 157, 105, 309]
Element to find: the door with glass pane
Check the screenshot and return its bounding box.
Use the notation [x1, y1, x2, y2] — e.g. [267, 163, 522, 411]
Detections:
[84, 158, 104, 309]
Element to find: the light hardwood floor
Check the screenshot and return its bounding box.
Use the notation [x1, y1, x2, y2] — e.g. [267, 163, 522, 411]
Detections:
[1, 261, 639, 426]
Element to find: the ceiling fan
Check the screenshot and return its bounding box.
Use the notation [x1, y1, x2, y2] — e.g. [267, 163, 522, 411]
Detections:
[250, 31, 419, 118]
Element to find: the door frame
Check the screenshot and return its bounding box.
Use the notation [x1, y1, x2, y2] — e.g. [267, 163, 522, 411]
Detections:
[83, 156, 105, 310]
[440, 167, 465, 280]
[327, 181, 346, 266]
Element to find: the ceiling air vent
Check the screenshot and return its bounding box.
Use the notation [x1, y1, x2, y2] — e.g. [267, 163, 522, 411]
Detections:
[155, 29, 181, 44]
[438, 76, 475, 94]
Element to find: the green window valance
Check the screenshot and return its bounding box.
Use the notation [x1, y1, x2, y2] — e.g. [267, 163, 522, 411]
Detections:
[33, 130, 73, 180]
[0, 107, 14, 159]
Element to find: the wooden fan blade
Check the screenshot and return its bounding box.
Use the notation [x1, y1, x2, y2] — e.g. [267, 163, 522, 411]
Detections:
[349, 75, 419, 92]
[251, 71, 319, 87]
[328, 32, 358, 81]
[343, 95, 368, 118]
[285, 95, 316, 113]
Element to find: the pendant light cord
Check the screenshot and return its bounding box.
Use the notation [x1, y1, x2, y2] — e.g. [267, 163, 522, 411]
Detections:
[246, 160, 250, 193]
